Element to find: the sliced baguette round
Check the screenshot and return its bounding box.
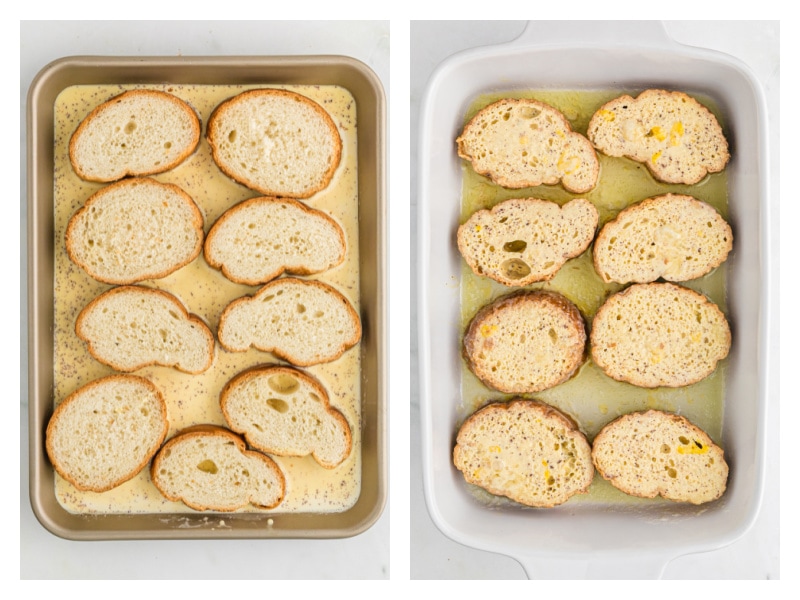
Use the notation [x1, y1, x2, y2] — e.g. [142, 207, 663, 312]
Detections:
[593, 194, 732, 284]
[591, 410, 728, 504]
[218, 277, 361, 366]
[587, 89, 730, 185]
[69, 89, 200, 182]
[76, 285, 215, 374]
[204, 196, 346, 286]
[463, 291, 586, 394]
[45, 375, 168, 492]
[590, 283, 731, 388]
[206, 89, 342, 199]
[456, 98, 599, 193]
[151, 425, 285, 511]
[453, 399, 594, 508]
[458, 197, 598, 286]
[66, 177, 204, 285]
[221, 365, 351, 469]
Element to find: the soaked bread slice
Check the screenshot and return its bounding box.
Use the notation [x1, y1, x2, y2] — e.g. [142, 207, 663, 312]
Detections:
[453, 399, 594, 508]
[69, 89, 200, 182]
[204, 196, 346, 286]
[587, 89, 730, 184]
[463, 290, 586, 394]
[456, 98, 599, 193]
[593, 193, 732, 284]
[76, 285, 215, 374]
[151, 425, 285, 511]
[206, 89, 342, 199]
[591, 410, 728, 504]
[457, 197, 598, 286]
[218, 277, 361, 366]
[45, 375, 168, 492]
[66, 177, 204, 285]
[221, 365, 351, 469]
[590, 283, 730, 388]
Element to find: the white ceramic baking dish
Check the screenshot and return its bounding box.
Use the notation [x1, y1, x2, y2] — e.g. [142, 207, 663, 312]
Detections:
[417, 21, 770, 578]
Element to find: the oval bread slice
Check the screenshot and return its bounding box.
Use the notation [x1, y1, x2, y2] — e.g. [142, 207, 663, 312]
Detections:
[76, 285, 215, 374]
[453, 399, 594, 508]
[587, 89, 730, 185]
[204, 196, 346, 286]
[66, 177, 204, 285]
[590, 283, 731, 388]
[45, 375, 168, 492]
[206, 89, 342, 199]
[69, 89, 200, 182]
[456, 98, 599, 194]
[593, 194, 732, 284]
[151, 425, 285, 511]
[221, 365, 352, 469]
[591, 410, 728, 504]
[463, 291, 586, 394]
[218, 277, 361, 366]
[458, 197, 598, 286]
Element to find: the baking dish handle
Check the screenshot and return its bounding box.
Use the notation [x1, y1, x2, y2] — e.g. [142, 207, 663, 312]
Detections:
[513, 20, 674, 50]
[514, 552, 675, 580]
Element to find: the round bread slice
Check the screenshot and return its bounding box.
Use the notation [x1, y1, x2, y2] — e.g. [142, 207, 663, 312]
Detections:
[221, 365, 351, 469]
[204, 196, 346, 286]
[69, 89, 200, 182]
[593, 194, 733, 284]
[66, 177, 204, 285]
[590, 283, 731, 388]
[151, 425, 285, 511]
[453, 399, 594, 508]
[206, 89, 342, 199]
[218, 277, 361, 366]
[463, 291, 586, 394]
[458, 197, 598, 286]
[591, 410, 728, 504]
[76, 285, 215, 374]
[45, 375, 168, 492]
[587, 89, 730, 185]
[456, 98, 599, 194]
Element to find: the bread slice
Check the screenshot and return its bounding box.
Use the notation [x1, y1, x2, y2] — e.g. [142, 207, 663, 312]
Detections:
[453, 399, 594, 508]
[463, 291, 586, 393]
[204, 196, 346, 286]
[593, 194, 733, 284]
[587, 89, 730, 185]
[69, 89, 200, 182]
[76, 285, 215, 374]
[456, 98, 599, 193]
[218, 277, 361, 366]
[590, 283, 731, 388]
[206, 89, 342, 199]
[45, 375, 168, 492]
[220, 365, 351, 468]
[458, 197, 598, 286]
[66, 177, 204, 285]
[151, 425, 285, 511]
[591, 410, 728, 504]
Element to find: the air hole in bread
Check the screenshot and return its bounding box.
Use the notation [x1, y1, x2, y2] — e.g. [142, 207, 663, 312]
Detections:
[267, 398, 289, 413]
[267, 373, 299, 394]
[503, 240, 527, 253]
[500, 258, 531, 280]
[197, 459, 218, 474]
[297, 303, 306, 314]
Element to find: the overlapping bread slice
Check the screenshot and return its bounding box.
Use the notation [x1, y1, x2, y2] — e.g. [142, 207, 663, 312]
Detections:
[151, 425, 285, 511]
[453, 399, 594, 508]
[221, 365, 351, 468]
[66, 177, 204, 285]
[45, 375, 169, 492]
[69, 89, 200, 182]
[76, 285, 215, 374]
[458, 197, 598, 286]
[457, 98, 599, 193]
[591, 410, 728, 504]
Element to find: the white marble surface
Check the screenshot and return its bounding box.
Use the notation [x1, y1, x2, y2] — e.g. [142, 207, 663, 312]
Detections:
[410, 20, 780, 580]
[20, 20, 389, 580]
